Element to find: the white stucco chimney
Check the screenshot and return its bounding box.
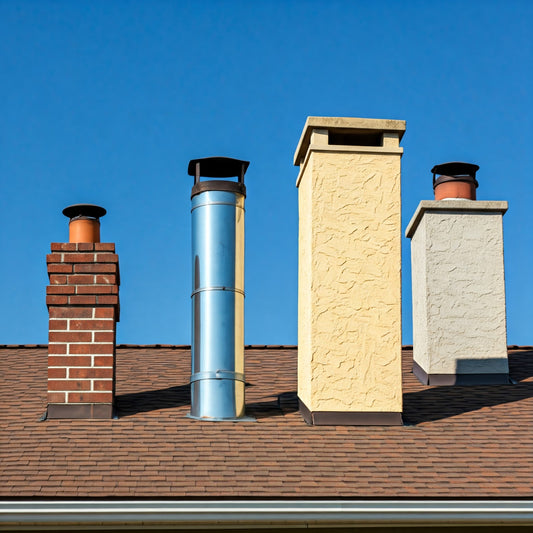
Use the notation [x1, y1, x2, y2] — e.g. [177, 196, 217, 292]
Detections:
[406, 164, 509, 385]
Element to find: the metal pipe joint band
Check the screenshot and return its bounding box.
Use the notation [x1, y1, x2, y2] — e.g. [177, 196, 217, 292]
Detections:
[190, 371, 245, 384]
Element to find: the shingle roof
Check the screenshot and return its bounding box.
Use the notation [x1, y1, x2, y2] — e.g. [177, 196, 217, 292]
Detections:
[0, 346, 532, 499]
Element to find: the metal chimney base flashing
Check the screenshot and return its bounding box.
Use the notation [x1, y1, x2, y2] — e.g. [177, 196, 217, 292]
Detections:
[186, 413, 256, 422]
[47, 403, 113, 419]
[299, 399, 403, 426]
[413, 361, 511, 386]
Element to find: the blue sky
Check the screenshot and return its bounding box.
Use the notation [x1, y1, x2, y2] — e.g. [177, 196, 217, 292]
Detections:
[1, 0, 531, 345]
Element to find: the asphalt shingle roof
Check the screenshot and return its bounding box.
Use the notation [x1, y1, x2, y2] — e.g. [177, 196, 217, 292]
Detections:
[1, 346, 532, 499]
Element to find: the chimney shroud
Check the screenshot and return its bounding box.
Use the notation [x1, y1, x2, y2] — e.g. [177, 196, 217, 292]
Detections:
[406, 166, 509, 385]
[46, 204, 120, 419]
[187, 157, 252, 421]
[294, 117, 405, 425]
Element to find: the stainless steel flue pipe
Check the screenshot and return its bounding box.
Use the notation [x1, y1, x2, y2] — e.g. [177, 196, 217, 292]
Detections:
[188, 157, 250, 421]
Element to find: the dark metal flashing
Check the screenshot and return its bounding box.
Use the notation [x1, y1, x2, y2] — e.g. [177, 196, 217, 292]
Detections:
[298, 398, 403, 426]
[47, 403, 113, 419]
[412, 360, 510, 386]
[191, 180, 246, 199]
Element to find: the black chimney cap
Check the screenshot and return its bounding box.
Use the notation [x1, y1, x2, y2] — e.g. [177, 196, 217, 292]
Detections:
[188, 157, 250, 178]
[431, 162, 479, 178]
[62, 204, 107, 220]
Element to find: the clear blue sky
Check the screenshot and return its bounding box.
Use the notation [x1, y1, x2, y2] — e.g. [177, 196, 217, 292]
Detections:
[1, 0, 531, 345]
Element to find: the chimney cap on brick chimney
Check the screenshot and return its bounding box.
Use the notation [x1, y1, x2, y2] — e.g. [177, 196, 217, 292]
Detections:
[62, 204, 107, 220]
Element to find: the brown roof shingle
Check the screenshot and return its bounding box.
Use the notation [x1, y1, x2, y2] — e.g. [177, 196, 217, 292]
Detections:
[0, 346, 532, 499]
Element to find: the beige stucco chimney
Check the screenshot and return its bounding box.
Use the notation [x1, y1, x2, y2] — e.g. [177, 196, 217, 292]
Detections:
[294, 117, 405, 425]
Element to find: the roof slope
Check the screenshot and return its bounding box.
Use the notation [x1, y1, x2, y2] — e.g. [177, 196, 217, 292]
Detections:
[0, 346, 532, 499]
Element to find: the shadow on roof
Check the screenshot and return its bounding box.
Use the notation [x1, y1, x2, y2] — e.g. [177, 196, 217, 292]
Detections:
[116, 384, 190, 417]
[403, 381, 533, 424]
[403, 350, 533, 424]
[116, 385, 299, 420]
[246, 391, 299, 419]
[509, 350, 533, 381]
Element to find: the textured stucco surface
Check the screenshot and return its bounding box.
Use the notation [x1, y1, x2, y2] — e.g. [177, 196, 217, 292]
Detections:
[410, 217, 429, 370]
[409, 205, 508, 375]
[297, 155, 313, 408]
[297, 148, 402, 413]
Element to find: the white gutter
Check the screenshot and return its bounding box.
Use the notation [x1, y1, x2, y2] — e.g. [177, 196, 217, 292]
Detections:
[1, 500, 532, 529]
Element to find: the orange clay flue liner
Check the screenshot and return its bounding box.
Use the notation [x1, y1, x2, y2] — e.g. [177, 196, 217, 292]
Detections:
[68, 218, 101, 243]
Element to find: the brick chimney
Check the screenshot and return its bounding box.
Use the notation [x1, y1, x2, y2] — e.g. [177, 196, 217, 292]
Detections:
[294, 117, 405, 425]
[46, 205, 120, 419]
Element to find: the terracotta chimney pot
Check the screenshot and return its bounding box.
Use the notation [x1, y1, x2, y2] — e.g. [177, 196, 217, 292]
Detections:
[432, 162, 479, 201]
[62, 204, 106, 243]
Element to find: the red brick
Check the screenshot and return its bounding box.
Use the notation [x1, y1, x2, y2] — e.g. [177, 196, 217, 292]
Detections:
[93, 380, 113, 391]
[98, 295, 119, 305]
[47, 263, 73, 274]
[49, 274, 67, 285]
[63, 253, 95, 263]
[77, 243, 95, 251]
[67, 392, 112, 403]
[69, 344, 113, 355]
[49, 308, 93, 319]
[46, 285, 75, 295]
[74, 263, 117, 274]
[94, 356, 114, 367]
[95, 243, 115, 252]
[76, 285, 116, 295]
[95, 275, 117, 284]
[51, 243, 77, 252]
[47, 392, 66, 403]
[46, 253, 62, 263]
[68, 295, 97, 305]
[96, 253, 119, 263]
[49, 331, 92, 343]
[67, 274, 95, 285]
[48, 355, 91, 366]
[70, 319, 115, 331]
[46, 295, 68, 305]
[48, 319, 68, 330]
[48, 344, 67, 355]
[48, 379, 92, 391]
[69, 368, 112, 379]
[48, 368, 67, 379]
[95, 308, 115, 319]
[94, 331, 115, 342]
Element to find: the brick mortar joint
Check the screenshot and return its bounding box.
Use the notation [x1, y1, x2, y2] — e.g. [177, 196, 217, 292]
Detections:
[46, 301, 120, 307]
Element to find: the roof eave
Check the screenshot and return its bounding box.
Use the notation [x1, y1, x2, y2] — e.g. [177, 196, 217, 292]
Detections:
[2, 500, 532, 530]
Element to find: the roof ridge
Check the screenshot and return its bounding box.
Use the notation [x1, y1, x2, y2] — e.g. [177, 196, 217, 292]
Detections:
[0, 344, 532, 350]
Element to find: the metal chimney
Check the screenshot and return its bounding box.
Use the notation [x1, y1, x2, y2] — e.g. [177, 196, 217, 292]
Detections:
[187, 156, 252, 421]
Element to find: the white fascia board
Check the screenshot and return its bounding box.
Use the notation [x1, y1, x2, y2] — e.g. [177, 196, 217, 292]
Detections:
[1, 500, 533, 529]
